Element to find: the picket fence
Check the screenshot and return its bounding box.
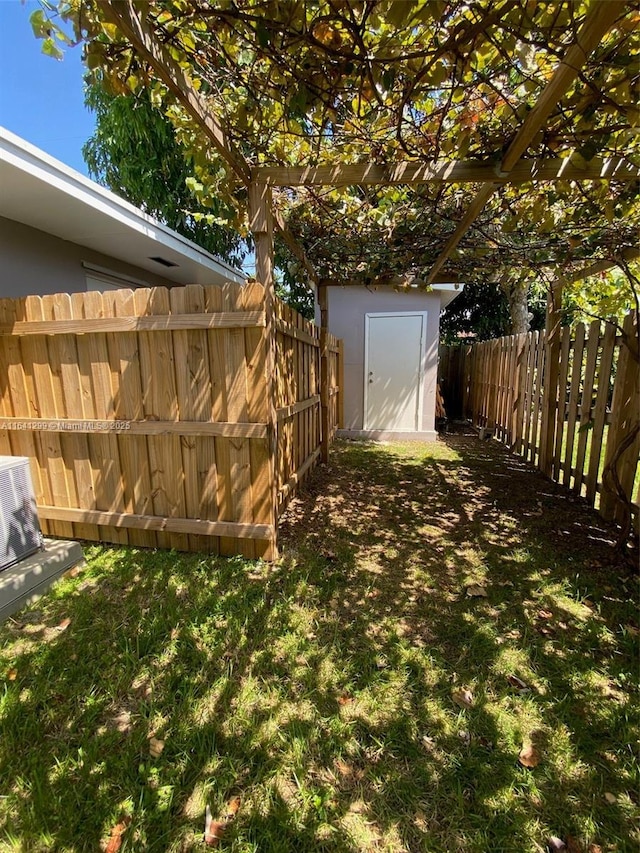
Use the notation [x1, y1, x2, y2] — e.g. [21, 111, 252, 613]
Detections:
[439, 311, 639, 536]
[0, 283, 342, 559]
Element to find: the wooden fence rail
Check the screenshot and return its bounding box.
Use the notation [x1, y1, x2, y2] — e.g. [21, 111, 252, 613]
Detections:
[440, 311, 639, 536]
[0, 284, 343, 559]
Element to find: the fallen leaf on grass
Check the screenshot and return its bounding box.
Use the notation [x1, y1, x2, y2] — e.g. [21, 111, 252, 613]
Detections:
[452, 688, 474, 709]
[55, 618, 71, 632]
[104, 816, 131, 853]
[338, 694, 354, 706]
[547, 837, 566, 851]
[466, 585, 488, 598]
[588, 845, 603, 853]
[519, 743, 541, 768]
[604, 791, 617, 804]
[6, 669, 17, 681]
[110, 710, 132, 734]
[226, 796, 241, 819]
[566, 836, 584, 853]
[457, 729, 471, 745]
[64, 564, 83, 578]
[148, 736, 165, 758]
[204, 805, 226, 848]
[507, 674, 530, 692]
[537, 609, 554, 621]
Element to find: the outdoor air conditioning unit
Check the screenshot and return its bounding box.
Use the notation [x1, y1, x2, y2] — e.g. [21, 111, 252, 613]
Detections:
[0, 457, 43, 571]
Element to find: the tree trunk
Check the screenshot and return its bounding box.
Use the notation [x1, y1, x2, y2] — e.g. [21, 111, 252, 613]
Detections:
[504, 281, 530, 334]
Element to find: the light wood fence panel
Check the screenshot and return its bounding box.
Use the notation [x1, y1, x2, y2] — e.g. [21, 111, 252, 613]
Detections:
[0, 284, 277, 558]
[0, 284, 343, 558]
[273, 297, 322, 516]
[440, 311, 639, 539]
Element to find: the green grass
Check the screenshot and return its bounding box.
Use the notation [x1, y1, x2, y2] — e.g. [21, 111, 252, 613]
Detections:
[0, 437, 638, 852]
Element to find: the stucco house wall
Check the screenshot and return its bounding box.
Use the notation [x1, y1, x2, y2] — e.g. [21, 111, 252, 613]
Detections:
[0, 217, 177, 298]
[326, 285, 444, 441]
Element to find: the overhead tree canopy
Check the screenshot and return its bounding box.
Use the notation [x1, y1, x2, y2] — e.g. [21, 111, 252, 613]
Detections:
[33, 0, 639, 330]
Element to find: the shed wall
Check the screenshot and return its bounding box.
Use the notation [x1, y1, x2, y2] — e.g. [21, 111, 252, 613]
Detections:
[326, 286, 441, 437]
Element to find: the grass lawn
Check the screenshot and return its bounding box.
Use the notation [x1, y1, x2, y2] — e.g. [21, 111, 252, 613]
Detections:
[0, 436, 638, 852]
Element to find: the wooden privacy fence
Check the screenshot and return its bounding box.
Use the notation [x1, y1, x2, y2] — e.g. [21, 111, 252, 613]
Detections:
[440, 311, 639, 536]
[273, 299, 342, 515]
[0, 284, 343, 559]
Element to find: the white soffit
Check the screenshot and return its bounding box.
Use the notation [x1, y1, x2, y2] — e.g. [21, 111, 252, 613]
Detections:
[432, 282, 465, 309]
[0, 127, 244, 286]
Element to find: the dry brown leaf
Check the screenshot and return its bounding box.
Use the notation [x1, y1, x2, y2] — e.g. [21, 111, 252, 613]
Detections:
[226, 796, 241, 818]
[537, 609, 553, 621]
[335, 759, 351, 777]
[452, 688, 474, 709]
[6, 669, 17, 681]
[64, 564, 83, 578]
[547, 837, 566, 851]
[466, 585, 488, 598]
[507, 674, 530, 692]
[604, 791, 617, 804]
[588, 845, 603, 853]
[566, 836, 583, 853]
[204, 805, 226, 848]
[111, 710, 132, 734]
[104, 816, 131, 853]
[338, 694, 354, 706]
[149, 736, 165, 758]
[56, 618, 71, 632]
[519, 743, 541, 768]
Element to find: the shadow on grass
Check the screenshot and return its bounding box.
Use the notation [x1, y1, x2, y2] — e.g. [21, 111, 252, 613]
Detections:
[0, 436, 637, 852]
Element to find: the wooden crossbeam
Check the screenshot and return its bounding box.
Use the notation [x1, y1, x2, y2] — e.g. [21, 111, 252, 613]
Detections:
[0, 312, 265, 336]
[554, 246, 640, 287]
[98, 0, 251, 184]
[318, 272, 461, 288]
[425, 0, 628, 285]
[253, 156, 639, 188]
[0, 416, 268, 438]
[38, 505, 274, 540]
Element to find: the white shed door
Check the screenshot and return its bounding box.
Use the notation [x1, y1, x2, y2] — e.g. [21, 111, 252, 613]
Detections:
[365, 312, 426, 431]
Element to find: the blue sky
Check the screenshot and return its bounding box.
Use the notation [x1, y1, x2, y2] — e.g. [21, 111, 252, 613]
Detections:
[0, 0, 95, 174]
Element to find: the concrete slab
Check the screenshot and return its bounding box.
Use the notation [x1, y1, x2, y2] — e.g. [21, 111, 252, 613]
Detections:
[0, 538, 84, 623]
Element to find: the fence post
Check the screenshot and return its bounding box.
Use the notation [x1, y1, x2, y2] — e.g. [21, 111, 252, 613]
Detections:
[540, 280, 563, 476]
[600, 311, 639, 528]
[318, 286, 330, 462]
[249, 181, 278, 560]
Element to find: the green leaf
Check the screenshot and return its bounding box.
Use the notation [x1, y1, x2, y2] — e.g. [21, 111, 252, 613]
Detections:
[41, 37, 63, 60]
[30, 9, 49, 38]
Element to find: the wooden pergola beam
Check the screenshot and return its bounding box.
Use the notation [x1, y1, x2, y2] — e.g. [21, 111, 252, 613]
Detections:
[99, 1, 251, 184]
[253, 156, 639, 188]
[556, 246, 640, 287]
[425, 0, 628, 286]
[318, 273, 461, 288]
